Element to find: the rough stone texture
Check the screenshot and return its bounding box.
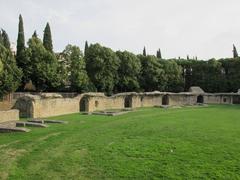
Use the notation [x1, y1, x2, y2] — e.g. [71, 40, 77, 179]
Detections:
[14, 94, 81, 118]
[0, 94, 15, 110]
[189, 86, 205, 94]
[12, 88, 240, 118]
[0, 126, 30, 133]
[0, 110, 19, 123]
[16, 121, 48, 128]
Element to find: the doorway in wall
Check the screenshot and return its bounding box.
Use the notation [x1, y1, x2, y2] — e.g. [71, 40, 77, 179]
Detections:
[162, 95, 169, 105]
[80, 97, 88, 112]
[124, 96, 132, 108]
[197, 95, 204, 104]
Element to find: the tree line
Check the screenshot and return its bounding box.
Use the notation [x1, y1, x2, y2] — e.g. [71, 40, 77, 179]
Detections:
[1, 15, 240, 97]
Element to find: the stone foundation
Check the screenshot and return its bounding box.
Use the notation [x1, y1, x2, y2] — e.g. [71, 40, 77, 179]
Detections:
[0, 110, 19, 123]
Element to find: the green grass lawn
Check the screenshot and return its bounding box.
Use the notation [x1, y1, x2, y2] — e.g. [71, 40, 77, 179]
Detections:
[1, 105, 240, 179]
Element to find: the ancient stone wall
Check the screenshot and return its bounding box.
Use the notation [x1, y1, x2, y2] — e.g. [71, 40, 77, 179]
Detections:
[12, 88, 238, 118]
[14, 94, 82, 118]
[0, 110, 19, 123]
[203, 94, 233, 104]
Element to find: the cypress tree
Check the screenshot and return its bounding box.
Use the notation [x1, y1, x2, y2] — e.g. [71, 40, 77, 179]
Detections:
[32, 30, 38, 38]
[156, 48, 162, 59]
[233, 44, 238, 58]
[16, 14, 25, 59]
[1, 29, 11, 50]
[143, 46, 146, 56]
[84, 41, 89, 55]
[187, 55, 190, 60]
[43, 22, 53, 52]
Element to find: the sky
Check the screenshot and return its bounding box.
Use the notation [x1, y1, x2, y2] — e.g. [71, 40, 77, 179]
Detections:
[1, 0, 240, 60]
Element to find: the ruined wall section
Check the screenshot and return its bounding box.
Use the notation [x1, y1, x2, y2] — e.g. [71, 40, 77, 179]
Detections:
[0, 110, 19, 123]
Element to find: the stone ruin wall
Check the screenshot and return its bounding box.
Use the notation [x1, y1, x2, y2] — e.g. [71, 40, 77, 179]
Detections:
[0, 110, 19, 123]
[10, 86, 240, 119]
[32, 97, 80, 118]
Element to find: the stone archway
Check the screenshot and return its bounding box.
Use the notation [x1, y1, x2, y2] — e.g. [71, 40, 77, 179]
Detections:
[197, 95, 204, 104]
[124, 96, 132, 108]
[80, 97, 88, 112]
[162, 95, 169, 105]
[14, 98, 34, 118]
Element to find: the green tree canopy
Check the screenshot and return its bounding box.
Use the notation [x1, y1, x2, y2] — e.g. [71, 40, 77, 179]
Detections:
[62, 44, 92, 92]
[139, 55, 165, 91]
[1, 29, 11, 50]
[0, 44, 22, 97]
[85, 43, 120, 94]
[116, 51, 141, 92]
[26, 36, 61, 91]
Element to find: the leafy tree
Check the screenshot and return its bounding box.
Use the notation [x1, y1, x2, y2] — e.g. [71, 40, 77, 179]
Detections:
[139, 55, 165, 91]
[62, 44, 92, 92]
[161, 60, 184, 92]
[43, 22, 53, 52]
[26, 36, 61, 91]
[143, 46, 146, 56]
[233, 44, 238, 58]
[220, 58, 240, 92]
[0, 44, 22, 97]
[85, 43, 120, 94]
[116, 51, 141, 92]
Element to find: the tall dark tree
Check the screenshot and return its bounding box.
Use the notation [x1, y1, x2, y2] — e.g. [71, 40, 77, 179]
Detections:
[84, 41, 89, 56]
[32, 30, 38, 38]
[43, 22, 53, 52]
[1, 29, 11, 50]
[16, 14, 25, 60]
[157, 48, 162, 59]
[233, 44, 238, 58]
[143, 46, 146, 56]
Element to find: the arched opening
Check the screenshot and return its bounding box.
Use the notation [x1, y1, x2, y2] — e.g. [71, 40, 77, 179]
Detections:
[80, 97, 88, 112]
[124, 96, 132, 108]
[162, 95, 169, 105]
[197, 95, 204, 104]
[14, 98, 34, 118]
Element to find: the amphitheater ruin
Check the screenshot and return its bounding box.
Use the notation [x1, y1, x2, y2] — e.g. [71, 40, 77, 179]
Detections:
[0, 87, 240, 124]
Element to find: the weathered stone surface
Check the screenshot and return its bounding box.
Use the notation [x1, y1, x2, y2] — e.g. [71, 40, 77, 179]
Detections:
[188, 86, 205, 94]
[0, 126, 30, 133]
[12, 88, 240, 118]
[28, 119, 68, 124]
[0, 110, 19, 123]
[16, 122, 48, 128]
